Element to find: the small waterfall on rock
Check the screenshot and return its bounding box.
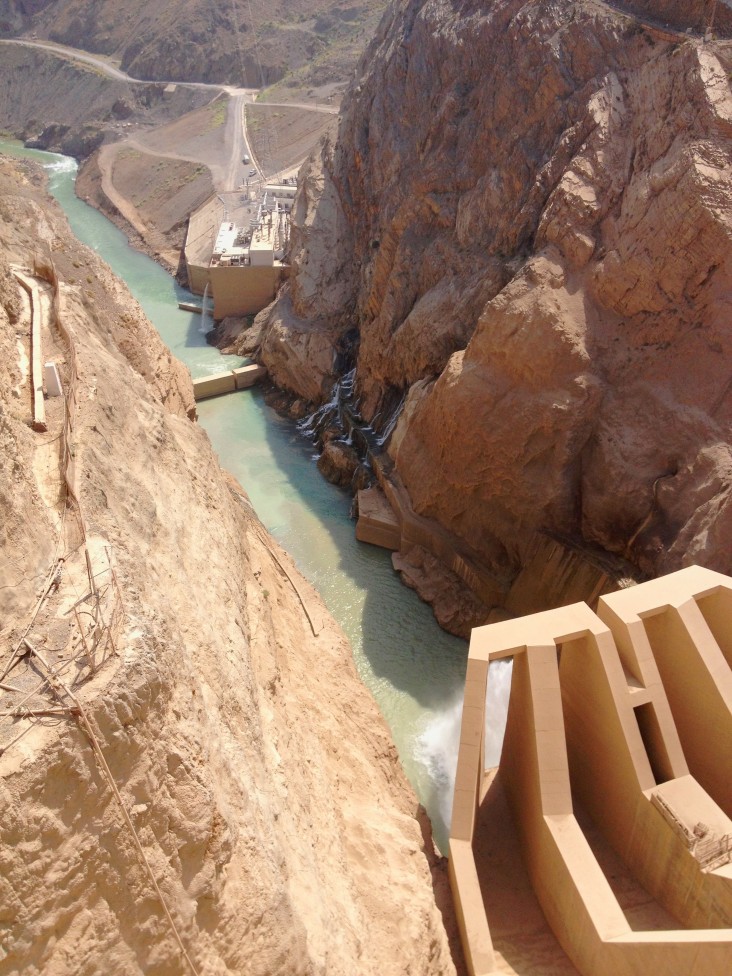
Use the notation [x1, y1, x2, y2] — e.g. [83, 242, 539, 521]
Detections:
[200, 282, 210, 334]
[297, 368, 357, 445]
[297, 368, 406, 473]
[374, 392, 407, 447]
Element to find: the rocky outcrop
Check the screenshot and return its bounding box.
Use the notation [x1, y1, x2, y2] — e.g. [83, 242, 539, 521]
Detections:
[317, 438, 361, 486]
[254, 291, 345, 402]
[256, 0, 732, 607]
[25, 122, 104, 157]
[0, 156, 456, 976]
[392, 546, 493, 638]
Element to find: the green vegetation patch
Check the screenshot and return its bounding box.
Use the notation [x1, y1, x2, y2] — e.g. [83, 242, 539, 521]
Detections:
[206, 96, 228, 131]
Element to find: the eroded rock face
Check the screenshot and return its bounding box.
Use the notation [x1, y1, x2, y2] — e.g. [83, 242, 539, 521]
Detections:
[392, 545, 492, 638]
[0, 156, 456, 976]
[317, 438, 361, 486]
[258, 0, 732, 590]
[254, 291, 344, 402]
[25, 122, 104, 158]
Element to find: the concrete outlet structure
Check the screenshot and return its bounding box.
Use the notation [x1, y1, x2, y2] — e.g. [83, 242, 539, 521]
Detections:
[192, 364, 267, 401]
[184, 186, 292, 320]
[355, 486, 401, 550]
[450, 566, 732, 976]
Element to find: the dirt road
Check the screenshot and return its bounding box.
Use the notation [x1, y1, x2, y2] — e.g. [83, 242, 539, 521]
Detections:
[264, 101, 339, 115]
[0, 38, 254, 93]
[3, 35, 340, 264]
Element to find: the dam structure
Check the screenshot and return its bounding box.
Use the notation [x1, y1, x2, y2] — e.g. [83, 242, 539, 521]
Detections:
[450, 565, 732, 976]
[184, 183, 294, 319]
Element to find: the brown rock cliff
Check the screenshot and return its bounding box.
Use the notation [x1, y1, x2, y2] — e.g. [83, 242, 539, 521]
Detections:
[255, 0, 732, 601]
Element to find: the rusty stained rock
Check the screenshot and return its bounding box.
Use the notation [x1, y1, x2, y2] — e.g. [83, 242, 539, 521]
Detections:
[256, 0, 732, 595]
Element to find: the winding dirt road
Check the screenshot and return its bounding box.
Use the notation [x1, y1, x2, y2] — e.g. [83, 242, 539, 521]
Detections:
[3, 35, 341, 265]
[0, 38, 250, 92]
[1, 37, 258, 182]
[0, 36, 335, 188]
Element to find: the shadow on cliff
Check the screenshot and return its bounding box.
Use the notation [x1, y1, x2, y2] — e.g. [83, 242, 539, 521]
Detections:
[255, 390, 468, 710]
[256, 392, 470, 975]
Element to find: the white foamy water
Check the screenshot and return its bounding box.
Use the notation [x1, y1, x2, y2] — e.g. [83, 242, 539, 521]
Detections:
[199, 282, 211, 334]
[42, 156, 77, 173]
[414, 694, 465, 843]
[416, 657, 514, 845]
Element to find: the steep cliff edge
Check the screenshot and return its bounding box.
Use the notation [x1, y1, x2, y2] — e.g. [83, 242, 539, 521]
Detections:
[253, 0, 732, 611]
[0, 155, 457, 975]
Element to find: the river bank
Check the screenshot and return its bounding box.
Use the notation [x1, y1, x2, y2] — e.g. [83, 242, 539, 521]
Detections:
[0, 146, 461, 975]
[0, 140, 470, 856]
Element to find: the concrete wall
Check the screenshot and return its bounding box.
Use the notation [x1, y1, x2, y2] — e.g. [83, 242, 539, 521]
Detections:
[599, 568, 732, 818]
[449, 573, 732, 976]
[449, 653, 494, 976]
[184, 195, 224, 295]
[13, 270, 47, 431]
[233, 365, 266, 389]
[355, 487, 401, 550]
[192, 365, 267, 400]
[187, 263, 210, 298]
[499, 643, 632, 973]
[559, 629, 732, 931]
[192, 372, 236, 400]
[209, 265, 284, 319]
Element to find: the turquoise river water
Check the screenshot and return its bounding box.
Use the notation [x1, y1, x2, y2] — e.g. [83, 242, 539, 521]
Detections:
[0, 140, 483, 851]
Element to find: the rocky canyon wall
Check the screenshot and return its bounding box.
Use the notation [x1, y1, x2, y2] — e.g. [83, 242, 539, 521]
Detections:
[254, 0, 732, 604]
[0, 155, 456, 975]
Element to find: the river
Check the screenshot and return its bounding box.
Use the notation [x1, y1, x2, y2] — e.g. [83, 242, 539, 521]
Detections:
[1, 140, 485, 852]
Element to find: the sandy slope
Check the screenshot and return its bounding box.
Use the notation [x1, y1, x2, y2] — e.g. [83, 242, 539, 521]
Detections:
[0, 154, 460, 976]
